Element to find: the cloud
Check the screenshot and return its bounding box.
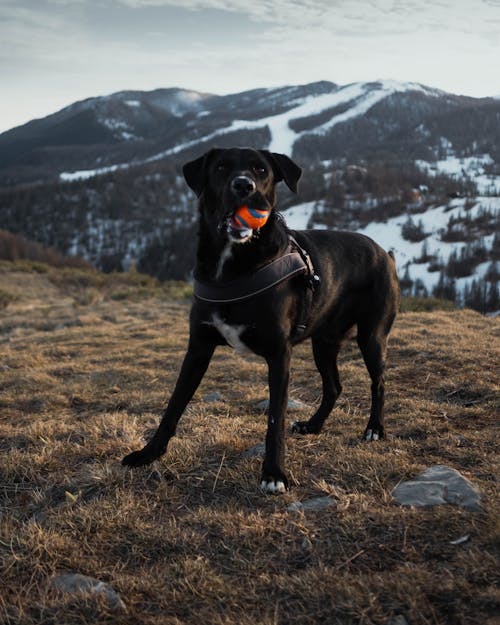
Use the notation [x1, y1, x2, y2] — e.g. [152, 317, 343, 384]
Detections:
[1, 0, 499, 131]
[111, 0, 500, 35]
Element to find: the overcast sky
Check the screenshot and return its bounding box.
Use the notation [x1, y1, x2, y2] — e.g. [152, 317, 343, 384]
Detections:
[1, 0, 500, 133]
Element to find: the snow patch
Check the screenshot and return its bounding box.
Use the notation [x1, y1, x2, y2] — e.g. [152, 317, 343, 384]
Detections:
[416, 153, 500, 195]
[281, 201, 318, 230]
[60, 164, 128, 182]
[356, 196, 500, 292]
[101, 118, 129, 131]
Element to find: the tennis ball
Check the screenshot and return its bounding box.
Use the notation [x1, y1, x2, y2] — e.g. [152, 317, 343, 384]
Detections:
[233, 205, 270, 230]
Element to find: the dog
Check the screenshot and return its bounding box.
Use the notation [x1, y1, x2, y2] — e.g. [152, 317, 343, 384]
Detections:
[122, 147, 400, 493]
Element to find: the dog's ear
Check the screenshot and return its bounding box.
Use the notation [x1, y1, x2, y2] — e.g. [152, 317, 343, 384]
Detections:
[260, 151, 302, 193]
[183, 149, 219, 198]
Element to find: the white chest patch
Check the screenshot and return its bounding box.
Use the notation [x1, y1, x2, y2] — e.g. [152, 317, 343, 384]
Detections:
[215, 242, 233, 280]
[211, 313, 249, 355]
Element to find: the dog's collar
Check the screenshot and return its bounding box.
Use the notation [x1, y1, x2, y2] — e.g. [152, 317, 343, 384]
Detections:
[193, 236, 319, 305]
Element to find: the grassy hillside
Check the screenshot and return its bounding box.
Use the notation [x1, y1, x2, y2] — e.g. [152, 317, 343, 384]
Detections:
[0, 263, 498, 625]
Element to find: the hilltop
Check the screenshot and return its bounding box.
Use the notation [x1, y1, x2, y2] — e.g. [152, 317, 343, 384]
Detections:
[0, 262, 498, 624]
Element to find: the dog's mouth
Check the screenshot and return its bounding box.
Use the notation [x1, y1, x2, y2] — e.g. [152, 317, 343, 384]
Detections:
[226, 214, 253, 243]
[224, 201, 272, 243]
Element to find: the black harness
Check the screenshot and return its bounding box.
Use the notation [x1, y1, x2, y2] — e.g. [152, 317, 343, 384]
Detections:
[193, 236, 320, 335]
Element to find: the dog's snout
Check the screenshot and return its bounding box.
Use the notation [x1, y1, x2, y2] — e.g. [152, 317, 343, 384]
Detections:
[230, 175, 256, 199]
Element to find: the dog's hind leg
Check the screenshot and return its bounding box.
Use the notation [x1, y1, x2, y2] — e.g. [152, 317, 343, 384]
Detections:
[122, 340, 216, 467]
[292, 337, 342, 435]
[356, 329, 388, 441]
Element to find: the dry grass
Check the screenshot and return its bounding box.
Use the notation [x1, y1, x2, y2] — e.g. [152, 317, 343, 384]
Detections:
[0, 263, 498, 625]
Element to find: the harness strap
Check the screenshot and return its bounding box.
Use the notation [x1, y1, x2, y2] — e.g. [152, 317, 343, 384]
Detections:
[193, 250, 308, 304]
[288, 235, 320, 335]
[288, 235, 315, 278]
[193, 235, 321, 335]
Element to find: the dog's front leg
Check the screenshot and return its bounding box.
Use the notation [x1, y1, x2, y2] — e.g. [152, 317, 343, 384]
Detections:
[122, 340, 216, 468]
[261, 347, 291, 493]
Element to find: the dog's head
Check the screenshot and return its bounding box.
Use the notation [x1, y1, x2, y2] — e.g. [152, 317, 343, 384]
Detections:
[183, 147, 302, 244]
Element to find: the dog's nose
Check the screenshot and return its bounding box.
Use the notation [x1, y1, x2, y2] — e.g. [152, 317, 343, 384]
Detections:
[230, 176, 256, 199]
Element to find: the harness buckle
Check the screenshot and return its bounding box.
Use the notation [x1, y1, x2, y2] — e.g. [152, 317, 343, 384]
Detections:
[289, 235, 320, 292]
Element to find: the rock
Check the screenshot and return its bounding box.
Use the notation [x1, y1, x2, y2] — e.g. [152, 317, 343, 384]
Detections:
[241, 443, 265, 458]
[204, 391, 224, 403]
[67, 431, 85, 445]
[392, 465, 481, 511]
[145, 469, 163, 486]
[26, 398, 45, 413]
[449, 534, 470, 545]
[450, 434, 467, 446]
[301, 536, 313, 550]
[255, 398, 309, 412]
[49, 573, 126, 611]
[287, 496, 337, 513]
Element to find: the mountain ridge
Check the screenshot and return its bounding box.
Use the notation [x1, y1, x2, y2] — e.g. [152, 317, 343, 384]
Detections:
[0, 78, 499, 311]
[3, 78, 496, 186]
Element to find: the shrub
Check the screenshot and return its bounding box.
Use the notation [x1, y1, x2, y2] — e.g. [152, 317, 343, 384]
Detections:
[0, 229, 91, 269]
[401, 216, 427, 242]
[0, 288, 16, 309]
[163, 281, 193, 300]
[401, 295, 456, 312]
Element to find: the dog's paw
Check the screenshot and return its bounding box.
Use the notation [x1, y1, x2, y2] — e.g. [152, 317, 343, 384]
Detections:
[122, 443, 164, 468]
[260, 479, 287, 494]
[260, 470, 289, 494]
[291, 420, 321, 435]
[362, 426, 385, 442]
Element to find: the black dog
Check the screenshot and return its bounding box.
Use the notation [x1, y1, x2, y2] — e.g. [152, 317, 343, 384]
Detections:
[122, 148, 400, 493]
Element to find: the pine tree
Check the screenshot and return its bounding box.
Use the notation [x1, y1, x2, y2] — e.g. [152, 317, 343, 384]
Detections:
[433, 270, 456, 302]
[464, 279, 489, 313]
[492, 232, 500, 261]
[486, 280, 500, 312]
[401, 216, 427, 242]
[400, 264, 413, 296]
[413, 278, 428, 297]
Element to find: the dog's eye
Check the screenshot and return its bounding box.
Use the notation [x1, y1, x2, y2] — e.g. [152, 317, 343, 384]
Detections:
[254, 166, 267, 176]
[216, 163, 227, 172]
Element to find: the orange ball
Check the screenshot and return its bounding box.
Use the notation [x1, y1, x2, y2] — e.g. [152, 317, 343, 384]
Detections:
[233, 205, 270, 230]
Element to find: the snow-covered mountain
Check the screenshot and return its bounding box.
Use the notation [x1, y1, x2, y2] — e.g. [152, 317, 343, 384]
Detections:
[56, 80, 445, 182]
[2, 78, 498, 185]
[0, 79, 499, 310]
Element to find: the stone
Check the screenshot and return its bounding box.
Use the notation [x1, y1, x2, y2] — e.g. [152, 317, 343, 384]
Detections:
[67, 431, 85, 445]
[392, 465, 481, 511]
[449, 534, 470, 545]
[49, 573, 126, 611]
[203, 391, 223, 403]
[255, 398, 309, 412]
[287, 496, 337, 513]
[241, 443, 265, 458]
[145, 469, 163, 486]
